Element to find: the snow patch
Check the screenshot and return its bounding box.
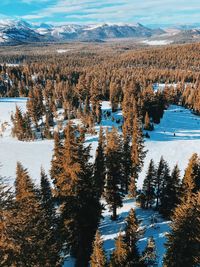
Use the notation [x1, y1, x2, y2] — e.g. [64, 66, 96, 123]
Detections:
[142, 40, 173, 46]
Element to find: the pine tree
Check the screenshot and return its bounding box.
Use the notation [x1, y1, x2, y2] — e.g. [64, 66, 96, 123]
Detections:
[74, 138, 102, 267]
[141, 237, 158, 267]
[110, 232, 128, 267]
[121, 127, 132, 194]
[40, 167, 55, 224]
[40, 168, 62, 266]
[0, 175, 15, 266]
[124, 208, 141, 266]
[90, 230, 107, 267]
[5, 162, 62, 266]
[142, 159, 156, 209]
[158, 160, 171, 211]
[93, 126, 106, 199]
[164, 192, 200, 267]
[105, 127, 124, 220]
[50, 131, 64, 202]
[159, 164, 181, 218]
[155, 156, 166, 210]
[26, 86, 44, 129]
[182, 153, 200, 201]
[144, 112, 151, 131]
[129, 102, 146, 197]
[57, 122, 82, 255]
[11, 105, 33, 141]
[57, 123, 102, 266]
[96, 101, 102, 124]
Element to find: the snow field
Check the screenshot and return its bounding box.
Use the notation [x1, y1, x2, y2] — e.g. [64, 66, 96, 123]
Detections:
[0, 98, 200, 266]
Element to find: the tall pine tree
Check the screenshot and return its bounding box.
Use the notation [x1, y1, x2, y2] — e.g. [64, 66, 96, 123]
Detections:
[164, 192, 200, 267]
[129, 101, 146, 197]
[124, 208, 141, 266]
[105, 127, 124, 220]
[142, 159, 156, 209]
[93, 126, 106, 199]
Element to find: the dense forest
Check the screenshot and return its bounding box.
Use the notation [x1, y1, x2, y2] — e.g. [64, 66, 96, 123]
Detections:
[0, 42, 200, 266]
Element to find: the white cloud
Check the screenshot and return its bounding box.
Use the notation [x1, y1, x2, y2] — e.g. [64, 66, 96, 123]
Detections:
[19, 0, 200, 25]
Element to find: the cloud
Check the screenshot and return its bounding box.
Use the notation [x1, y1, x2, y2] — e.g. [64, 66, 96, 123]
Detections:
[21, 0, 50, 3]
[4, 0, 200, 25]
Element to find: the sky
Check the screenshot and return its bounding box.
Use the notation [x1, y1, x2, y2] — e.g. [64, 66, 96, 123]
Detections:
[0, 0, 200, 26]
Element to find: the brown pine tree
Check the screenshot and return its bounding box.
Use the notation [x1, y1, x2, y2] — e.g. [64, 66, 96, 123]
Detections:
[182, 153, 200, 201]
[105, 127, 124, 220]
[90, 230, 107, 267]
[129, 101, 146, 197]
[110, 232, 128, 267]
[164, 192, 200, 267]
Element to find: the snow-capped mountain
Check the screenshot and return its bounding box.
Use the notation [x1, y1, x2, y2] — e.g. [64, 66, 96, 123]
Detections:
[0, 19, 42, 44]
[0, 19, 166, 44]
[2, 19, 200, 45]
[36, 23, 165, 41]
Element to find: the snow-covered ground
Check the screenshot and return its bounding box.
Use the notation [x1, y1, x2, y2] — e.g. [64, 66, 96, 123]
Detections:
[57, 49, 71, 53]
[1, 98, 200, 266]
[142, 40, 173, 46]
[139, 105, 200, 187]
[0, 98, 54, 185]
[0, 99, 200, 188]
[100, 198, 170, 267]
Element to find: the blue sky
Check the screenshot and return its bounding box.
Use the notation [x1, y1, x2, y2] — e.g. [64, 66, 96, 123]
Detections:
[1, 0, 200, 26]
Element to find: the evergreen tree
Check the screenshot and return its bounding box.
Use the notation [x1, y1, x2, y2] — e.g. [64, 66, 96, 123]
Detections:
[96, 101, 102, 124]
[164, 192, 200, 267]
[182, 153, 200, 201]
[159, 161, 171, 211]
[105, 127, 124, 220]
[141, 237, 158, 267]
[90, 230, 107, 267]
[155, 156, 166, 210]
[142, 160, 156, 209]
[121, 127, 132, 194]
[40, 167, 55, 225]
[129, 102, 146, 197]
[124, 208, 141, 266]
[50, 131, 64, 202]
[57, 123, 102, 267]
[159, 164, 181, 218]
[26, 86, 44, 129]
[93, 126, 106, 199]
[0, 175, 15, 266]
[11, 105, 33, 141]
[4, 162, 62, 266]
[144, 112, 152, 131]
[110, 232, 128, 267]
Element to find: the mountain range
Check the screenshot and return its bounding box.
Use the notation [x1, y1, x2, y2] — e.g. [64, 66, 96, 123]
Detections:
[0, 19, 200, 45]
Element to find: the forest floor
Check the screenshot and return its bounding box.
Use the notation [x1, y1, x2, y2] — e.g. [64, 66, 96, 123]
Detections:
[0, 98, 200, 266]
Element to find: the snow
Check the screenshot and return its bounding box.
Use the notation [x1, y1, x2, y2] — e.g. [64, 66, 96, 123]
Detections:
[142, 40, 173, 46]
[57, 49, 71, 54]
[0, 98, 199, 266]
[153, 83, 177, 91]
[0, 99, 200, 189]
[99, 198, 170, 267]
[139, 105, 200, 188]
[0, 98, 53, 185]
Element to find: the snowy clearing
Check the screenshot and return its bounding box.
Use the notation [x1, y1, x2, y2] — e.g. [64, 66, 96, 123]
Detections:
[57, 49, 71, 53]
[0, 99, 200, 190]
[1, 98, 198, 267]
[139, 105, 200, 188]
[142, 40, 173, 46]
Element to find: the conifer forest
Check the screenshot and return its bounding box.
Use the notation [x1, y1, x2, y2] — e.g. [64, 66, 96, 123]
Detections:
[0, 20, 200, 267]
